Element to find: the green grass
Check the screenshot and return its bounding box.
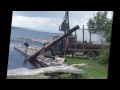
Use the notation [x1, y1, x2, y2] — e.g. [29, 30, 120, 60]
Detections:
[61, 56, 108, 79]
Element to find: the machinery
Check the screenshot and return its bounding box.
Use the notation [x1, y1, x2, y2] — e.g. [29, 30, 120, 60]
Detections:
[27, 25, 80, 61]
[43, 11, 102, 60]
[43, 11, 76, 56]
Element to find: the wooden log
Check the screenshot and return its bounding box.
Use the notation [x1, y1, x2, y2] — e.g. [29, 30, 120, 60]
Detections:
[7, 65, 84, 77]
[44, 55, 66, 62]
[69, 43, 101, 49]
[44, 55, 55, 59]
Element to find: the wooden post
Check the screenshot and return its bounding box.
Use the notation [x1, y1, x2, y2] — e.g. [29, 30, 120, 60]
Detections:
[75, 30, 77, 52]
[83, 25, 84, 54]
[89, 29, 91, 44]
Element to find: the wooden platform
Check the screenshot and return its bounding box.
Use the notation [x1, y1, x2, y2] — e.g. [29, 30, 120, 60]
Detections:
[14, 46, 65, 68]
[14, 46, 37, 57]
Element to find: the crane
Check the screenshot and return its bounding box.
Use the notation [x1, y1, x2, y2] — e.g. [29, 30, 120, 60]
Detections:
[59, 11, 70, 34]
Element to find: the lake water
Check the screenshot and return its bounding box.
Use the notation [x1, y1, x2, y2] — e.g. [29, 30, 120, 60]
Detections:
[7, 28, 61, 70]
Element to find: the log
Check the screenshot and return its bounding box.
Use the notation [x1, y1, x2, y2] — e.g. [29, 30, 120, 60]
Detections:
[69, 43, 109, 50]
[44, 55, 66, 62]
[69, 43, 101, 49]
[7, 65, 84, 77]
[44, 55, 55, 59]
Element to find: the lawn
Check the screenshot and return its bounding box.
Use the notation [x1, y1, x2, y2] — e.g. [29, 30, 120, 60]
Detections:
[60, 56, 108, 79]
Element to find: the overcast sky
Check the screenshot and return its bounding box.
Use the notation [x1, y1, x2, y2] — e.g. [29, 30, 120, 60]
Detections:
[11, 11, 113, 43]
[12, 11, 113, 33]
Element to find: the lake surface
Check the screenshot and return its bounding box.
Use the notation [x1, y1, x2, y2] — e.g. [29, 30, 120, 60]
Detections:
[7, 28, 60, 70]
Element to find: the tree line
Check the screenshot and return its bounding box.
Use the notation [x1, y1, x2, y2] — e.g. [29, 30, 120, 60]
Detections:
[87, 11, 113, 64]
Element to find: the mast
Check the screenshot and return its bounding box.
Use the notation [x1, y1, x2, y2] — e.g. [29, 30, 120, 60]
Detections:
[59, 11, 70, 34]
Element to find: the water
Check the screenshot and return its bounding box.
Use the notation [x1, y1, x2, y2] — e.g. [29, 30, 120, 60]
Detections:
[8, 28, 58, 70]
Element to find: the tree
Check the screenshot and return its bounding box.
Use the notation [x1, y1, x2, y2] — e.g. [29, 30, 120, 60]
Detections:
[87, 11, 109, 43]
[87, 11, 113, 64]
[104, 18, 112, 43]
[87, 19, 95, 43]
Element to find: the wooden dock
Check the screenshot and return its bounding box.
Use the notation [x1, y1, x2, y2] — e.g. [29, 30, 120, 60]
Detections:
[14, 46, 37, 57]
[14, 46, 65, 68]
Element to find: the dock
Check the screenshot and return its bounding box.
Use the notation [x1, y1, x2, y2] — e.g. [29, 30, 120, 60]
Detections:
[14, 46, 37, 57]
[14, 45, 65, 68]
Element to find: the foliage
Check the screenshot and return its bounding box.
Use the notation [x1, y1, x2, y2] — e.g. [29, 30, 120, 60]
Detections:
[87, 11, 108, 33]
[95, 46, 110, 64]
[104, 19, 113, 43]
[87, 11, 113, 64]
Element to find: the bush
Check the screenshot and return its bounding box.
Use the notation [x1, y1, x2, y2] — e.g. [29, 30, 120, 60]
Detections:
[95, 45, 110, 65]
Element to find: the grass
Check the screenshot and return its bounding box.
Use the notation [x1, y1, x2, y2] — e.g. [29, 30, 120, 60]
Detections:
[7, 55, 108, 79]
[60, 56, 108, 79]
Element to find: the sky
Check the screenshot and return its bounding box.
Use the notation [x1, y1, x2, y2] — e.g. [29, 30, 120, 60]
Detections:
[12, 11, 113, 43]
[12, 11, 113, 33]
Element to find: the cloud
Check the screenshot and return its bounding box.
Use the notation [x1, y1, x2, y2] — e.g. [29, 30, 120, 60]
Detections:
[12, 11, 113, 33]
[11, 11, 113, 43]
[12, 16, 63, 32]
[13, 11, 65, 18]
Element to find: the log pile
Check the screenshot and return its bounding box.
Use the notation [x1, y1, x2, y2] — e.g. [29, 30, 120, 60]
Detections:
[69, 43, 101, 49]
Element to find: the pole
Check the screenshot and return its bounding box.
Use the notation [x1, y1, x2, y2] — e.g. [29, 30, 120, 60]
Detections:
[83, 25, 84, 54]
[66, 11, 69, 49]
[75, 30, 77, 52]
[89, 30, 91, 44]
